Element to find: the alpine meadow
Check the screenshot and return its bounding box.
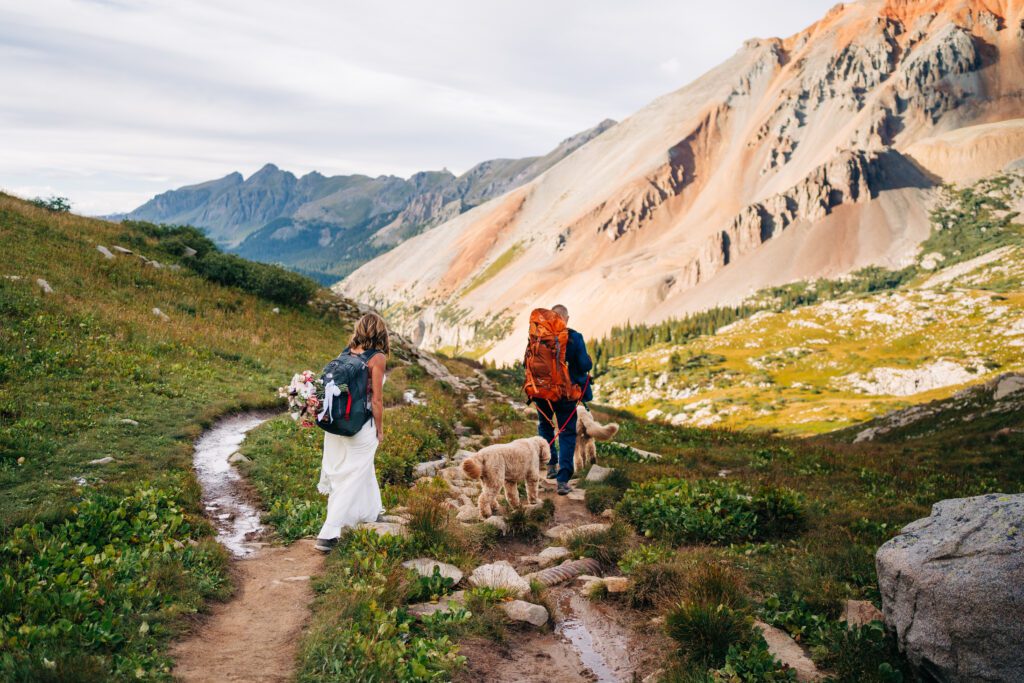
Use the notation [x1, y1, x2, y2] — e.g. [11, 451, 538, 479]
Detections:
[3, 1, 1024, 682]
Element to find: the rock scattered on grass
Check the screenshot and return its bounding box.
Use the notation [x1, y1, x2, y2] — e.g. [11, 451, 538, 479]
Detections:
[456, 505, 482, 522]
[537, 546, 571, 567]
[227, 452, 250, 464]
[36, 278, 53, 294]
[840, 599, 882, 627]
[500, 600, 549, 626]
[152, 307, 170, 321]
[603, 576, 631, 593]
[88, 457, 114, 465]
[112, 245, 132, 254]
[401, 558, 464, 585]
[876, 493, 1024, 682]
[96, 245, 114, 259]
[468, 560, 530, 597]
[412, 458, 445, 478]
[585, 464, 613, 482]
[483, 515, 508, 534]
[358, 521, 408, 538]
[754, 621, 823, 682]
[120, 418, 139, 426]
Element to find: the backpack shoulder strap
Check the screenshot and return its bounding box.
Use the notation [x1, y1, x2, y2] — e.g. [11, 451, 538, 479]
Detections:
[359, 349, 382, 363]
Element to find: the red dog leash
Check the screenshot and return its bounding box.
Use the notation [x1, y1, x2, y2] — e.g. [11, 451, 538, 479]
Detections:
[535, 375, 590, 447]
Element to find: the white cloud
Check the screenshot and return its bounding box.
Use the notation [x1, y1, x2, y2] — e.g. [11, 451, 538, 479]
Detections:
[0, 0, 836, 215]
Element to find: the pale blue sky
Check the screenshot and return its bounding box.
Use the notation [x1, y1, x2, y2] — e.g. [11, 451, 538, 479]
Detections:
[0, 0, 837, 214]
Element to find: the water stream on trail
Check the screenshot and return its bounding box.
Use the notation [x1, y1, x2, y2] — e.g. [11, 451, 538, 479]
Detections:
[553, 588, 629, 683]
[192, 412, 273, 557]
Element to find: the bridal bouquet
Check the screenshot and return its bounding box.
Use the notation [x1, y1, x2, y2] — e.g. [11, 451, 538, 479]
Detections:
[278, 370, 321, 428]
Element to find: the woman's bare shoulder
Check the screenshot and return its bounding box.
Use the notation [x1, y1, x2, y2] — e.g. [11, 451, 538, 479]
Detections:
[368, 352, 387, 368]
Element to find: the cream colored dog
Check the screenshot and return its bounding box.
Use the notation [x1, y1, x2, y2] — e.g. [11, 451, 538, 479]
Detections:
[461, 436, 550, 518]
[574, 406, 619, 471]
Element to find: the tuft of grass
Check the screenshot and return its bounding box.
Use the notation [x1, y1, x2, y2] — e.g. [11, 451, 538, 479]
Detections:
[567, 519, 633, 569]
[665, 602, 752, 668]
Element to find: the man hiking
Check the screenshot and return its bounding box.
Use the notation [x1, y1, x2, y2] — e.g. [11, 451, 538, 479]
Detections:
[524, 304, 593, 495]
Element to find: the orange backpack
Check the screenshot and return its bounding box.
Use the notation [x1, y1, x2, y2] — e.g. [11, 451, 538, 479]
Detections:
[523, 308, 583, 403]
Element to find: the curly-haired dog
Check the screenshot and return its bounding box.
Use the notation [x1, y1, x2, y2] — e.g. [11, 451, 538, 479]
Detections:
[461, 436, 550, 518]
[574, 406, 619, 471]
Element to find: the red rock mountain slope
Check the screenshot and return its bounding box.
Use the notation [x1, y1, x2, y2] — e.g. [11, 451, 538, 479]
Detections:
[338, 0, 1024, 362]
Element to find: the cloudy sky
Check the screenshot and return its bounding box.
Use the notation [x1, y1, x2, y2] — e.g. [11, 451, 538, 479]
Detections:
[0, 0, 836, 215]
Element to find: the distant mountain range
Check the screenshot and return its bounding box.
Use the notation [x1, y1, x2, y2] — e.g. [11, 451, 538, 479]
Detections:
[338, 0, 1024, 363]
[124, 119, 616, 283]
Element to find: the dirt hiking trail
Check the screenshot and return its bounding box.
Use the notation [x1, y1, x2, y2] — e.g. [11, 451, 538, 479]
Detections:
[170, 541, 324, 682]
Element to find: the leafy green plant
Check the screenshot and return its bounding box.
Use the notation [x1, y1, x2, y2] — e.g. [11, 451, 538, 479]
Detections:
[711, 637, 797, 682]
[811, 621, 909, 683]
[407, 567, 456, 603]
[619, 478, 805, 545]
[619, 544, 675, 575]
[29, 196, 71, 212]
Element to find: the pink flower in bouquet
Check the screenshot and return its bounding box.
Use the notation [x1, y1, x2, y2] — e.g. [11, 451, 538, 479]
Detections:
[301, 370, 316, 383]
[306, 396, 320, 409]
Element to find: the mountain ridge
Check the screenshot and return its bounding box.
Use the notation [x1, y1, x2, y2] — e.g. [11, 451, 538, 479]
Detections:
[337, 0, 1024, 363]
[124, 119, 617, 282]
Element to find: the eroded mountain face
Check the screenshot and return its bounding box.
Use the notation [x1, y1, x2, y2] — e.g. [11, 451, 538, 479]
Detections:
[125, 120, 616, 282]
[339, 0, 1024, 362]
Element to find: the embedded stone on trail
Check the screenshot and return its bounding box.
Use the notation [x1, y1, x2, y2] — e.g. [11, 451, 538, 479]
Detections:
[451, 449, 474, 463]
[401, 558, 464, 585]
[840, 599, 882, 627]
[413, 458, 445, 478]
[88, 457, 114, 465]
[585, 464, 613, 482]
[454, 422, 472, 436]
[528, 557, 602, 587]
[96, 245, 114, 259]
[549, 523, 610, 544]
[358, 521, 408, 538]
[379, 515, 408, 524]
[500, 600, 549, 626]
[537, 546, 571, 567]
[468, 561, 530, 597]
[876, 493, 1024, 683]
[567, 489, 586, 502]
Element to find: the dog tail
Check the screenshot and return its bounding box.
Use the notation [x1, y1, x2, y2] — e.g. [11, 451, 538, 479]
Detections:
[590, 422, 619, 440]
[461, 457, 482, 479]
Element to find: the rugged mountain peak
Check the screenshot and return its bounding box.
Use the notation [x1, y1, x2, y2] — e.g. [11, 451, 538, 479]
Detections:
[338, 0, 1024, 363]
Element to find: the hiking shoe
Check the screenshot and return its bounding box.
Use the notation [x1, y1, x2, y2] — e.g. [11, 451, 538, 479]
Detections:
[557, 482, 571, 496]
[546, 464, 558, 479]
[314, 537, 337, 553]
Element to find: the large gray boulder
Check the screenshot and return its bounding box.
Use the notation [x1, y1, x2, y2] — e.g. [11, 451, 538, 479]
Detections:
[876, 493, 1024, 682]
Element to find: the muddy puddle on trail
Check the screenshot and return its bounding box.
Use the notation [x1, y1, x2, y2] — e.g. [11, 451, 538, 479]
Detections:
[552, 586, 636, 682]
[192, 412, 274, 556]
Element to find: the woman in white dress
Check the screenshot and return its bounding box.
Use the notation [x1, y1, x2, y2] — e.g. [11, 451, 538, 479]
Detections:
[314, 313, 389, 552]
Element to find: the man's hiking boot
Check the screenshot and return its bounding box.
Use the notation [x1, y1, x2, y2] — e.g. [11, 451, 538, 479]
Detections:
[557, 482, 571, 496]
[314, 537, 338, 553]
[547, 464, 558, 480]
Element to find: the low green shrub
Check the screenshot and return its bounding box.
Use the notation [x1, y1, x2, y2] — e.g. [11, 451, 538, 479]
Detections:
[666, 603, 752, 668]
[192, 251, 319, 307]
[712, 638, 798, 682]
[0, 485, 229, 679]
[504, 498, 554, 538]
[407, 567, 456, 603]
[619, 478, 805, 545]
[811, 621, 908, 683]
[618, 544, 675, 575]
[583, 483, 623, 514]
[567, 519, 633, 568]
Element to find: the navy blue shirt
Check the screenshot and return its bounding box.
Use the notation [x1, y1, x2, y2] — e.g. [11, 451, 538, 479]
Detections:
[566, 328, 593, 402]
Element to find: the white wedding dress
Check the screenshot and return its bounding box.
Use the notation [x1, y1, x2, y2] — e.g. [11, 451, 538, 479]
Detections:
[316, 387, 384, 539]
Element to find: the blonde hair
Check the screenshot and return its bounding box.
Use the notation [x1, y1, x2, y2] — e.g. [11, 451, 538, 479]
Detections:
[349, 312, 390, 355]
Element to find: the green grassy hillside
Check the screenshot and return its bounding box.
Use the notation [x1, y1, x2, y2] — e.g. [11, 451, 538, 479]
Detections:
[595, 173, 1024, 434]
[0, 194, 364, 679]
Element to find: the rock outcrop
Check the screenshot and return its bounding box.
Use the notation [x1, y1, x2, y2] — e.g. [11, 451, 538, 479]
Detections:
[876, 493, 1024, 682]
